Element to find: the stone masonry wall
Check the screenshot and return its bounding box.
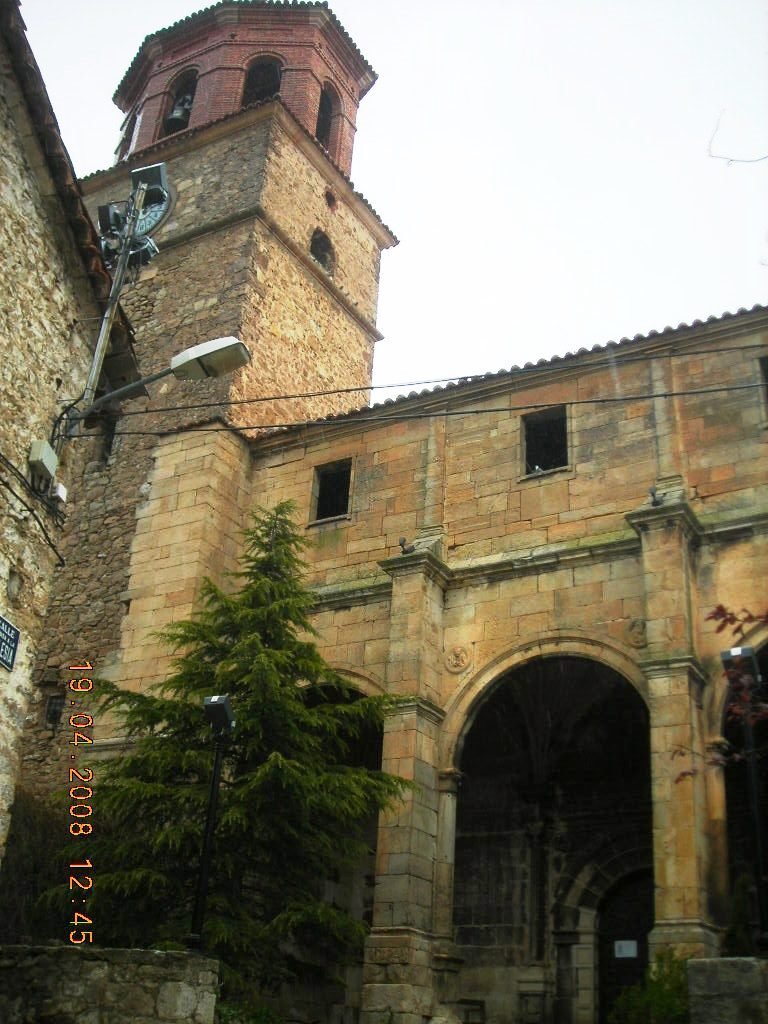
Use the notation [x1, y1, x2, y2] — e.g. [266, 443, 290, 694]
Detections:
[0, 946, 219, 1024]
[688, 957, 768, 1024]
[0, 35, 103, 853]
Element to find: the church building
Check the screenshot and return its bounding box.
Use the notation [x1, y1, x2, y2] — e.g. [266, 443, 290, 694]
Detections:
[12, 3, 768, 1024]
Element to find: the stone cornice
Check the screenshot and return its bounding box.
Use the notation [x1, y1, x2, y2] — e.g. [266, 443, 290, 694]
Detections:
[388, 697, 445, 725]
[82, 101, 396, 249]
[626, 499, 704, 541]
[699, 509, 768, 543]
[311, 578, 391, 611]
[639, 654, 708, 707]
[450, 533, 640, 587]
[379, 549, 453, 589]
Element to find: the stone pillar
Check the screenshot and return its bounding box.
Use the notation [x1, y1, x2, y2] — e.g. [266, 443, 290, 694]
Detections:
[362, 698, 443, 1024]
[361, 549, 451, 1024]
[645, 659, 720, 955]
[627, 499, 721, 955]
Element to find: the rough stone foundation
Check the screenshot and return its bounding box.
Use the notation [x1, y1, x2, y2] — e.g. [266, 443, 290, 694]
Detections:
[0, 945, 219, 1024]
[688, 957, 768, 1024]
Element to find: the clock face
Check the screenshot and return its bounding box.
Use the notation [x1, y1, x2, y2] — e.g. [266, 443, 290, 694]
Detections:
[136, 197, 169, 236]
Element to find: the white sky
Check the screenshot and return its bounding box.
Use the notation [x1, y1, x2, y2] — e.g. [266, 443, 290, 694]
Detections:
[20, 0, 768, 399]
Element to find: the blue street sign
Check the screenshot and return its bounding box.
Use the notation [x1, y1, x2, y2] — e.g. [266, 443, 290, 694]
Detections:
[0, 615, 20, 671]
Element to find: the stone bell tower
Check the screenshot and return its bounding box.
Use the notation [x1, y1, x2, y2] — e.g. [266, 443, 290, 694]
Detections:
[81, 0, 396, 431]
[34, 3, 396, 774]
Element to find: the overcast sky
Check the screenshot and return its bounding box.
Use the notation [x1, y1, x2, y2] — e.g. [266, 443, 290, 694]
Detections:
[20, 0, 768, 399]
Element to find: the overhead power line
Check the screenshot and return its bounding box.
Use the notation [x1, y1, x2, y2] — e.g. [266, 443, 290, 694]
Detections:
[96, 381, 765, 439]
[62, 342, 768, 421]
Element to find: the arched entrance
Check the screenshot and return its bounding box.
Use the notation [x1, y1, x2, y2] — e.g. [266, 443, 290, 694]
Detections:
[597, 871, 654, 1024]
[723, 643, 768, 953]
[452, 655, 652, 1024]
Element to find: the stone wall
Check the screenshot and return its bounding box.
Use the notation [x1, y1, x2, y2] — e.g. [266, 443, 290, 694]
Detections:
[0, 30, 104, 854]
[688, 957, 768, 1024]
[0, 946, 219, 1024]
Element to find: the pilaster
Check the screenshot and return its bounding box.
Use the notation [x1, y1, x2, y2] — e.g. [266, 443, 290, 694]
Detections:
[643, 657, 721, 956]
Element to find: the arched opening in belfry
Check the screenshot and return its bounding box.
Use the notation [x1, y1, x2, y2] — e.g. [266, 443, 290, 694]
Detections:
[453, 656, 652, 1024]
[315, 83, 339, 151]
[242, 57, 282, 107]
[161, 69, 198, 136]
[722, 643, 768, 953]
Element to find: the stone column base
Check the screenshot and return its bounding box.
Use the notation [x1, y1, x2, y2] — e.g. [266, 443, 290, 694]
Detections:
[649, 920, 722, 958]
[361, 927, 437, 1024]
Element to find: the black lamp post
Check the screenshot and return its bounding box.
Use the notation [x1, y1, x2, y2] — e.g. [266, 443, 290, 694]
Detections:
[721, 646, 768, 948]
[188, 694, 235, 950]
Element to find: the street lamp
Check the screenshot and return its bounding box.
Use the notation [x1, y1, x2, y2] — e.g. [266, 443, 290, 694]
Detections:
[29, 336, 250, 491]
[188, 694, 236, 950]
[720, 645, 768, 947]
[81, 336, 251, 416]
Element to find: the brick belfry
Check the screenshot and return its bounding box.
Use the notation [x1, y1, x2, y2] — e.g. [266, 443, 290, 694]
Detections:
[36, 3, 396, 694]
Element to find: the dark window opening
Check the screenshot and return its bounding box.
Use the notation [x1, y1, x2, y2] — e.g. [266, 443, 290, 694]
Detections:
[314, 459, 351, 520]
[117, 112, 137, 160]
[310, 228, 335, 275]
[760, 356, 768, 410]
[45, 693, 65, 730]
[242, 59, 282, 107]
[523, 406, 568, 473]
[162, 71, 197, 136]
[316, 87, 334, 148]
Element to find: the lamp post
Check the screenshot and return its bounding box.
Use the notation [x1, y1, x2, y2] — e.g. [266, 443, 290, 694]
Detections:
[188, 694, 236, 950]
[74, 336, 251, 420]
[721, 646, 768, 948]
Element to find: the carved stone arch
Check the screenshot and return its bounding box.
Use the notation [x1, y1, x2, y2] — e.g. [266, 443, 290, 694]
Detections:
[556, 829, 654, 922]
[333, 664, 386, 698]
[440, 631, 648, 772]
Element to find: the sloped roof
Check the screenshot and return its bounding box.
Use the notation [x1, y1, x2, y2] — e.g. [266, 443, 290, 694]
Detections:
[273, 301, 768, 433]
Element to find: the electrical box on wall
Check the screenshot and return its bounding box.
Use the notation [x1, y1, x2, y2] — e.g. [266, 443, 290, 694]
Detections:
[29, 440, 58, 482]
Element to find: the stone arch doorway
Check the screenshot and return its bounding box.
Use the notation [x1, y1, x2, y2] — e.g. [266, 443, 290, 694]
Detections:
[451, 655, 653, 1024]
[723, 642, 768, 951]
[597, 871, 654, 1024]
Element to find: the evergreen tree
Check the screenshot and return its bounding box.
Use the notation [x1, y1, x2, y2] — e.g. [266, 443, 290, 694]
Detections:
[89, 502, 406, 997]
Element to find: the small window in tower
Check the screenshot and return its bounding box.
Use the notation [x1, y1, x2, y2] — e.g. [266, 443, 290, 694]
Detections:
[312, 459, 352, 522]
[523, 406, 568, 474]
[45, 693, 65, 731]
[310, 229, 335, 275]
[760, 356, 768, 413]
[316, 86, 334, 149]
[242, 58, 282, 107]
[162, 70, 197, 137]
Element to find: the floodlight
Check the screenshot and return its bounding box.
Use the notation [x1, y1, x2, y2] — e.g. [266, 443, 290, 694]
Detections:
[170, 337, 251, 380]
[203, 694, 235, 732]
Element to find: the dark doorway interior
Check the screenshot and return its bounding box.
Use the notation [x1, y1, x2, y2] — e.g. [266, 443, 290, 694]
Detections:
[724, 644, 768, 950]
[597, 871, 654, 1024]
[453, 656, 653, 1019]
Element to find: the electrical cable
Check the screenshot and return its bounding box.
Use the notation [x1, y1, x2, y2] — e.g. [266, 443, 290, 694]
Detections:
[0, 478, 65, 566]
[0, 451, 64, 524]
[88, 380, 765, 438]
[57, 343, 768, 420]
